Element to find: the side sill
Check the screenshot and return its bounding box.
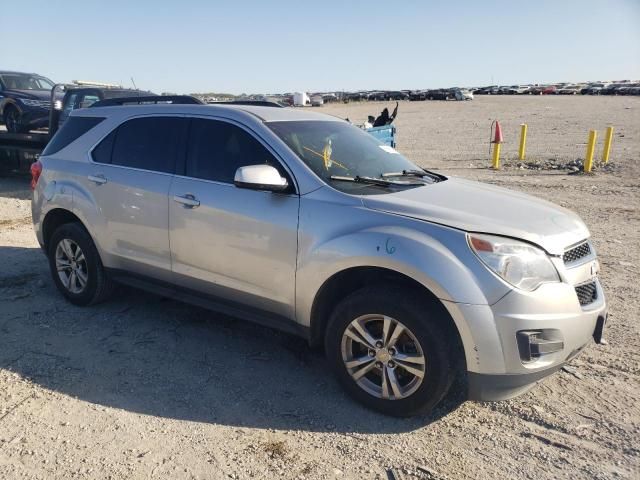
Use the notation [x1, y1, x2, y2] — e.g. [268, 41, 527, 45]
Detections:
[106, 268, 310, 341]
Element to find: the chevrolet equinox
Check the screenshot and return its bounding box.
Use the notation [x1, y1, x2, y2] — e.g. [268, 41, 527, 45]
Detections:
[31, 103, 608, 416]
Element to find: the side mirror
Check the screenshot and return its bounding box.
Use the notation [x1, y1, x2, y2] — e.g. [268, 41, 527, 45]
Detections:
[234, 164, 288, 192]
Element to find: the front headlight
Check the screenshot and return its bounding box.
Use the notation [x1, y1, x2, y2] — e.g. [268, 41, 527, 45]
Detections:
[468, 233, 560, 291]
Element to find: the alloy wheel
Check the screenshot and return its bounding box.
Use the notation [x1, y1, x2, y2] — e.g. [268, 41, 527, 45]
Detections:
[55, 238, 88, 294]
[341, 314, 426, 400]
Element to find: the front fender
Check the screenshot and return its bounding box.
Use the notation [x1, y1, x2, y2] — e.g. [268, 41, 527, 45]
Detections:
[295, 194, 511, 327]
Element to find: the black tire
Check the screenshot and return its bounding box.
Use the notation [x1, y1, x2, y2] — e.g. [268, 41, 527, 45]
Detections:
[48, 223, 114, 306]
[3, 105, 27, 134]
[325, 286, 455, 417]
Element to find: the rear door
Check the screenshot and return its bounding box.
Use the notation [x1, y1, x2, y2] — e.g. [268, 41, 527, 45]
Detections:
[87, 115, 188, 281]
[168, 117, 299, 319]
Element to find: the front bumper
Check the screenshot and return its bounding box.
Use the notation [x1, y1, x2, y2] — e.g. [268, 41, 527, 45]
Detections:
[445, 277, 607, 401]
[467, 335, 593, 401]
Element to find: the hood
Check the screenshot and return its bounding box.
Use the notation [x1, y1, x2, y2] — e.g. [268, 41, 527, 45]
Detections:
[3, 89, 53, 101]
[361, 177, 589, 255]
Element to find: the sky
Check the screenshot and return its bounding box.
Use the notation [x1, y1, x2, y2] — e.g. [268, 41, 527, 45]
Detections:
[1, 0, 639, 94]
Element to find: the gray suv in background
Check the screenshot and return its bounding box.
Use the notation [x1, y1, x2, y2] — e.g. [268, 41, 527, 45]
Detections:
[31, 103, 607, 416]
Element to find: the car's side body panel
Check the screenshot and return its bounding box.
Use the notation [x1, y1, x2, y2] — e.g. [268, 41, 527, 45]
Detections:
[169, 175, 300, 319]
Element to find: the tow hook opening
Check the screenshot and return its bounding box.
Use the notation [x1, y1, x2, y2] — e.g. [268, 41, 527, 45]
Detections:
[517, 330, 564, 363]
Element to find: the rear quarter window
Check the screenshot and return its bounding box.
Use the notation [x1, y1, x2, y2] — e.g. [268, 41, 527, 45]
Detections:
[91, 130, 116, 164]
[42, 116, 105, 156]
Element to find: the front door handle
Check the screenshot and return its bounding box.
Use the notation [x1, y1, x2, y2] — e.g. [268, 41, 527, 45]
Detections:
[173, 194, 200, 208]
[88, 174, 107, 185]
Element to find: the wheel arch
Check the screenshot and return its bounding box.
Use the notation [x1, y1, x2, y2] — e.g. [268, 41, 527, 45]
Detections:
[0, 99, 20, 118]
[309, 266, 466, 367]
[42, 208, 90, 252]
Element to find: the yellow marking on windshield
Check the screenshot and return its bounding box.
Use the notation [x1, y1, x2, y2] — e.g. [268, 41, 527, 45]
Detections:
[303, 145, 347, 171]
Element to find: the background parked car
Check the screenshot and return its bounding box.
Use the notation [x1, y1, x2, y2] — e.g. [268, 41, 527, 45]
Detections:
[557, 85, 582, 95]
[473, 86, 500, 95]
[0, 70, 58, 133]
[524, 86, 544, 95]
[452, 88, 474, 100]
[580, 83, 607, 95]
[426, 89, 450, 100]
[409, 90, 427, 101]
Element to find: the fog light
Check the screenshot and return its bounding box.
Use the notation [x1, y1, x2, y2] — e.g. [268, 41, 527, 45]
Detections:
[517, 330, 564, 363]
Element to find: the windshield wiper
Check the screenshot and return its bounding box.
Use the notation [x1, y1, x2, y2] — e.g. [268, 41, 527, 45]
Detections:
[329, 175, 426, 187]
[381, 169, 428, 178]
[381, 169, 443, 183]
[330, 175, 394, 187]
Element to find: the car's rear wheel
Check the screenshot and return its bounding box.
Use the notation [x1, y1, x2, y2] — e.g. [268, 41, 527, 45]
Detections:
[3, 105, 26, 134]
[325, 286, 454, 417]
[48, 223, 114, 306]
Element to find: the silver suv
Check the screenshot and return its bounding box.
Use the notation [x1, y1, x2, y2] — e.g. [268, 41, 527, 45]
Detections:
[31, 103, 607, 417]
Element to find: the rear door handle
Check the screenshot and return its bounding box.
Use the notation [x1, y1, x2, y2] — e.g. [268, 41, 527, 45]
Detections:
[88, 174, 107, 185]
[173, 194, 200, 208]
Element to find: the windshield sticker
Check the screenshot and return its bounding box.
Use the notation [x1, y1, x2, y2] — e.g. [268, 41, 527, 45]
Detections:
[379, 145, 399, 154]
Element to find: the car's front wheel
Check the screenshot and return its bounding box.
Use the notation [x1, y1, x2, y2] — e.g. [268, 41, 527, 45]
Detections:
[48, 223, 114, 306]
[3, 105, 26, 134]
[325, 286, 455, 417]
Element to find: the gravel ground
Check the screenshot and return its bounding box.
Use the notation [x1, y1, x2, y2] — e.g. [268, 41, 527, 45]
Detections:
[0, 96, 638, 479]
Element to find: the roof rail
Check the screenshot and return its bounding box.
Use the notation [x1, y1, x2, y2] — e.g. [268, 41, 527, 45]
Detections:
[208, 100, 285, 108]
[90, 95, 203, 108]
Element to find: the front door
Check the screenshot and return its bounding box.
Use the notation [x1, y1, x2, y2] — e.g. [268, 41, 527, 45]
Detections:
[169, 117, 299, 319]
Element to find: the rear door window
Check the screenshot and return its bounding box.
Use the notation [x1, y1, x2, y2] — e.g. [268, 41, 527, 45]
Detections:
[110, 117, 187, 174]
[185, 118, 281, 183]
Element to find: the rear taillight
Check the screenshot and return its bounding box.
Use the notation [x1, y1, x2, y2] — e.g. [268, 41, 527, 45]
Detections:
[30, 160, 42, 190]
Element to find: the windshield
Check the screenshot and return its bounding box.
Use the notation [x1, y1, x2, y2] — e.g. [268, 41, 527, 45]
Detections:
[267, 120, 437, 194]
[0, 73, 54, 90]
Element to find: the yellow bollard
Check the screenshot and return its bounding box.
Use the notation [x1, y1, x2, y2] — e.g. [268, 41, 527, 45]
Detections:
[492, 143, 501, 169]
[584, 130, 597, 173]
[518, 124, 527, 160]
[602, 126, 614, 164]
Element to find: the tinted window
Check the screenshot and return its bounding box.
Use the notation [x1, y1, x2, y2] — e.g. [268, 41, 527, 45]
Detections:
[42, 116, 105, 156]
[111, 117, 186, 173]
[79, 94, 100, 108]
[92, 130, 116, 164]
[186, 119, 278, 183]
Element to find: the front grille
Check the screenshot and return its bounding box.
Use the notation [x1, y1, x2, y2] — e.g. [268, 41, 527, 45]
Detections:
[575, 282, 597, 306]
[563, 241, 591, 264]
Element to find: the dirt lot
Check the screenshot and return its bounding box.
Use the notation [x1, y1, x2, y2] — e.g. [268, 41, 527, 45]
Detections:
[1, 96, 638, 479]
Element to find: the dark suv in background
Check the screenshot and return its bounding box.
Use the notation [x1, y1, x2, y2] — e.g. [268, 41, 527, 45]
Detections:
[0, 71, 57, 133]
